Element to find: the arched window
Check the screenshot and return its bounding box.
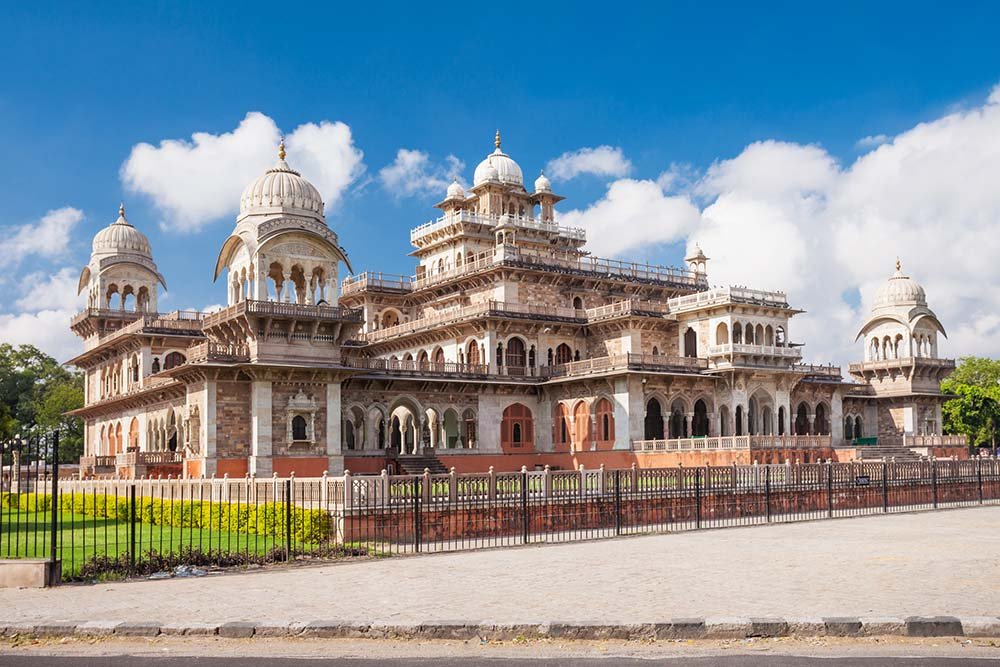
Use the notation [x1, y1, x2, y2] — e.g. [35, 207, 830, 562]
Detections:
[596, 398, 614, 449]
[553, 403, 571, 452]
[547, 348, 554, 366]
[163, 352, 186, 370]
[292, 415, 308, 441]
[735, 405, 744, 436]
[528, 346, 536, 368]
[466, 340, 480, 365]
[501, 403, 534, 453]
[151, 358, 161, 374]
[744, 323, 754, 345]
[855, 416, 863, 439]
[684, 327, 697, 357]
[755, 324, 764, 347]
[765, 325, 774, 346]
[733, 324, 743, 344]
[715, 322, 729, 345]
[815, 403, 829, 435]
[795, 403, 810, 435]
[644, 398, 664, 440]
[554, 343, 573, 364]
[652, 346, 659, 356]
[693, 399, 709, 437]
[775, 326, 786, 346]
[433, 347, 445, 364]
[573, 296, 584, 310]
[778, 405, 786, 435]
[505, 337, 526, 370]
[844, 416, 854, 441]
[719, 405, 730, 436]
[462, 408, 477, 448]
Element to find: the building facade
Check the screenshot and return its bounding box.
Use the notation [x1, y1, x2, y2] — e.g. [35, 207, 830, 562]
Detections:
[70, 135, 967, 479]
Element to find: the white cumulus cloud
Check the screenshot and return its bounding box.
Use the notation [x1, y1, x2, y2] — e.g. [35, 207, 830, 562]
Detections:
[855, 133, 889, 150]
[558, 178, 701, 257]
[0, 207, 83, 266]
[565, 85, 1000, 365]
[378, 149, 464, 198]
[545, 146, 632, 181]
[0, 266, 87, 363]
[121, 112, 365, 232]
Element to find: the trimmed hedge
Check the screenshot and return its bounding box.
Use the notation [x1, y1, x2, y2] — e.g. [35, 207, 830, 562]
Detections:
[1, 492, 332, 544]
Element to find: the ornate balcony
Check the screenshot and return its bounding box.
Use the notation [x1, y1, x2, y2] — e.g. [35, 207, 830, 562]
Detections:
[410, 211, 586, 244]
[668, 286, 791, 313]
[203, 299, 363, 329]
[188, 342, 251, 364]
[631, 434, 832, 452]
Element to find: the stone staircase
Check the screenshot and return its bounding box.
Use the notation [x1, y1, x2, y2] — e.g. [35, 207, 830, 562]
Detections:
[396, 453, 449, 475]
[854, 445, 924, 461]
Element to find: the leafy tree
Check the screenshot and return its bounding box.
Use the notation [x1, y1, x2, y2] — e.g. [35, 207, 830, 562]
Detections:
[942, 356, 1000, 452]
[0, 344, 83, 461]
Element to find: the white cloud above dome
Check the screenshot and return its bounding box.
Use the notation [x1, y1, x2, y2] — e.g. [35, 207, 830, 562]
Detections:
[121, 112, 365, 233]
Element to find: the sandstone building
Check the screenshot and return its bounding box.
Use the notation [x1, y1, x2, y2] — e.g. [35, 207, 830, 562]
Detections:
[70, 134, 967, 479]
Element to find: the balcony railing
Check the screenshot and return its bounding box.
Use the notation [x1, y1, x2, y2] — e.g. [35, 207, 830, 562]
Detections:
[188, 342, 251, 364]
[880, 434, 968, 448]
[708, 343, 803, 358]
[848, 357, 956, 373]
[115, 451, 183, 467]
[80, 455, 117, 469]
[584, 299, 673, 322]
[203, 299, 363, 328]
[668, 286, 790, 313]
[341, 271, 414, 296]
[793, 363, 843, 379]
[410, 211, 586, 243]
[631, 434, 832, 452]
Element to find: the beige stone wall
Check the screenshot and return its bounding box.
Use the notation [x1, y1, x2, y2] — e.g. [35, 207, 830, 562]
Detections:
[215, 380, 251, 459]
[640, 327, 679, 356]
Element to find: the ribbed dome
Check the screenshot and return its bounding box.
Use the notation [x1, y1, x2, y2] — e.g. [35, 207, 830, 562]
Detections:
[92, 204, 153, 258]
[473, 131, 523, 187]
[239, 142, 324, 220]
[534, 171, 552, 193]
[446, 179, 465, 199]
[873, 260, 926, 309]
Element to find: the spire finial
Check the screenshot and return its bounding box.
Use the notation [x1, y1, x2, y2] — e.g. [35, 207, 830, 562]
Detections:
[278, 137, 286, 161]
[119, 202, 125, 218]
[495, 129, 501, 150]
[895, 256, 901, 272]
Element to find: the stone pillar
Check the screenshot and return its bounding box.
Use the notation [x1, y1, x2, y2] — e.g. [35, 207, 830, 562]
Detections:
[202, 380, 217, 477]
[621, 376, 641, 449]
[282, 272, 291, 303]
[326, 382, 343, 474]
[684, 413, 693, 438]
[249, 380, 272, 477]
[809, 413, 817, 436]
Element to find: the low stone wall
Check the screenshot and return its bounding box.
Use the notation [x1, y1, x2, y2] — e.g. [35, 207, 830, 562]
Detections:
[341, 478, 989, 544]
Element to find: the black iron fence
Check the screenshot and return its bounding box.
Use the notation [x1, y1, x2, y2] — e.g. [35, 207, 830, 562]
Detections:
[2, 432, 999, 581]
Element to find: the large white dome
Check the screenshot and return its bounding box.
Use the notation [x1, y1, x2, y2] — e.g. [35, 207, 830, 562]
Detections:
[239, 142, 325, 221]
[473, 131, 523, 187]
[92, 204, 153, 258]
[873, 260, 927, 309]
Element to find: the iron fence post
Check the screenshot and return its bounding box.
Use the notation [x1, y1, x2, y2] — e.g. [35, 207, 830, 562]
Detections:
[50, 430, 59, 566]
[826, 460, 833, 518]
[284, 478, 292, 562]
[129, 483, 136, 574]
[978, 456, 984, 504]
[413, 477, 421, 553]
[614, 469, 622, 536]
[765, 466, 771, 523]
[520, 469, 529, 544]
[695, 467, 702, 530]
[931, 459, 938, 509]
[882, 460, 889, 513]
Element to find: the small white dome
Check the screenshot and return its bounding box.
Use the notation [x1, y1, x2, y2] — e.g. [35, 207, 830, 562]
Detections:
[446, 180, 465, 199]
[239, 141, 324, 220]
[873, 260, 926, 309]
[472, 130, 523, 187]
[92, 204, 153, 258]
[534, 171, 551, 193]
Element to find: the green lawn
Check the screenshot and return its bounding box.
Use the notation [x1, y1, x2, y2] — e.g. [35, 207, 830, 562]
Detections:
[0, 509, 288, 579]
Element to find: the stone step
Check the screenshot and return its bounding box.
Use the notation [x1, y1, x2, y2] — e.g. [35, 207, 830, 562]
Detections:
[396, 455, 449, 475]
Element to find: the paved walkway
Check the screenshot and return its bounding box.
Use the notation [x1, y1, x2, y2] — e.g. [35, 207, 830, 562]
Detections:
[2, 507, 999, 624]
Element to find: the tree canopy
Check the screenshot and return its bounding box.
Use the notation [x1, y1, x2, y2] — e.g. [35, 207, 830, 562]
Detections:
[942, 356, 1000, 450]
[0, 343, 83, 461]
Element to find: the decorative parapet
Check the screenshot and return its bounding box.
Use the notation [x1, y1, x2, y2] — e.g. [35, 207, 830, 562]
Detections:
[631, 434, 832, 452]
[410, 211, 585, 244]
[668, 286, 791, 313]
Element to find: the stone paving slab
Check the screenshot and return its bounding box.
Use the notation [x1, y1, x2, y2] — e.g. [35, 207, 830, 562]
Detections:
[0, 507, 997, 635]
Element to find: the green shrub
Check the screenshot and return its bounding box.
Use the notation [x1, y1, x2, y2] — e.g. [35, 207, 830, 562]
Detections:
[5, 491, 332, 544]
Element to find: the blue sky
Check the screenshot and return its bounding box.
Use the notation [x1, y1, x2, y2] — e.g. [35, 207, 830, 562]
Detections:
[3, 1, 1000, 363]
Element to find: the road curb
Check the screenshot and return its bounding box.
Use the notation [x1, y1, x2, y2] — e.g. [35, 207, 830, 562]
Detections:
[2, 616, 999, 640]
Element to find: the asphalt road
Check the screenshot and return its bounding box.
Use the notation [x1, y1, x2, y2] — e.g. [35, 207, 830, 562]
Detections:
[2, 658, 999, 666]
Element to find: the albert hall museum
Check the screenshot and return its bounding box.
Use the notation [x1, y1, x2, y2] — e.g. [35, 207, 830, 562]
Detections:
[69, 133, 967, 479]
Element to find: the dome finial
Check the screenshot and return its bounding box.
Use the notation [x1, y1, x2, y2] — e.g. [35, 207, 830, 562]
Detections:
[495, 129, 501, 150]
[278, 137, 286, 161]
[895, 256, 901, 272]
[119, 202, 125, 218]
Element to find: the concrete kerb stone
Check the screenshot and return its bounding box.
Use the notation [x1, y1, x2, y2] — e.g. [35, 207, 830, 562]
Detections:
[822, 617, 863, 637]
[656, 619, 707, 640]
[217, 621, 256, 639]
[785, 618, 826, 636]
[28, 621, 79, 638]
[114, 621, 162, 637]
[476, 622, 546, 641]
[74, 620, 122, 637]
[905, 616, 965, 637]
[962, 617, 1000, 637]
[860, 617, 907, 636]
[160, 622, 219, 637]
[705, 617, 752, 639]
[748, 617, 790, 637]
